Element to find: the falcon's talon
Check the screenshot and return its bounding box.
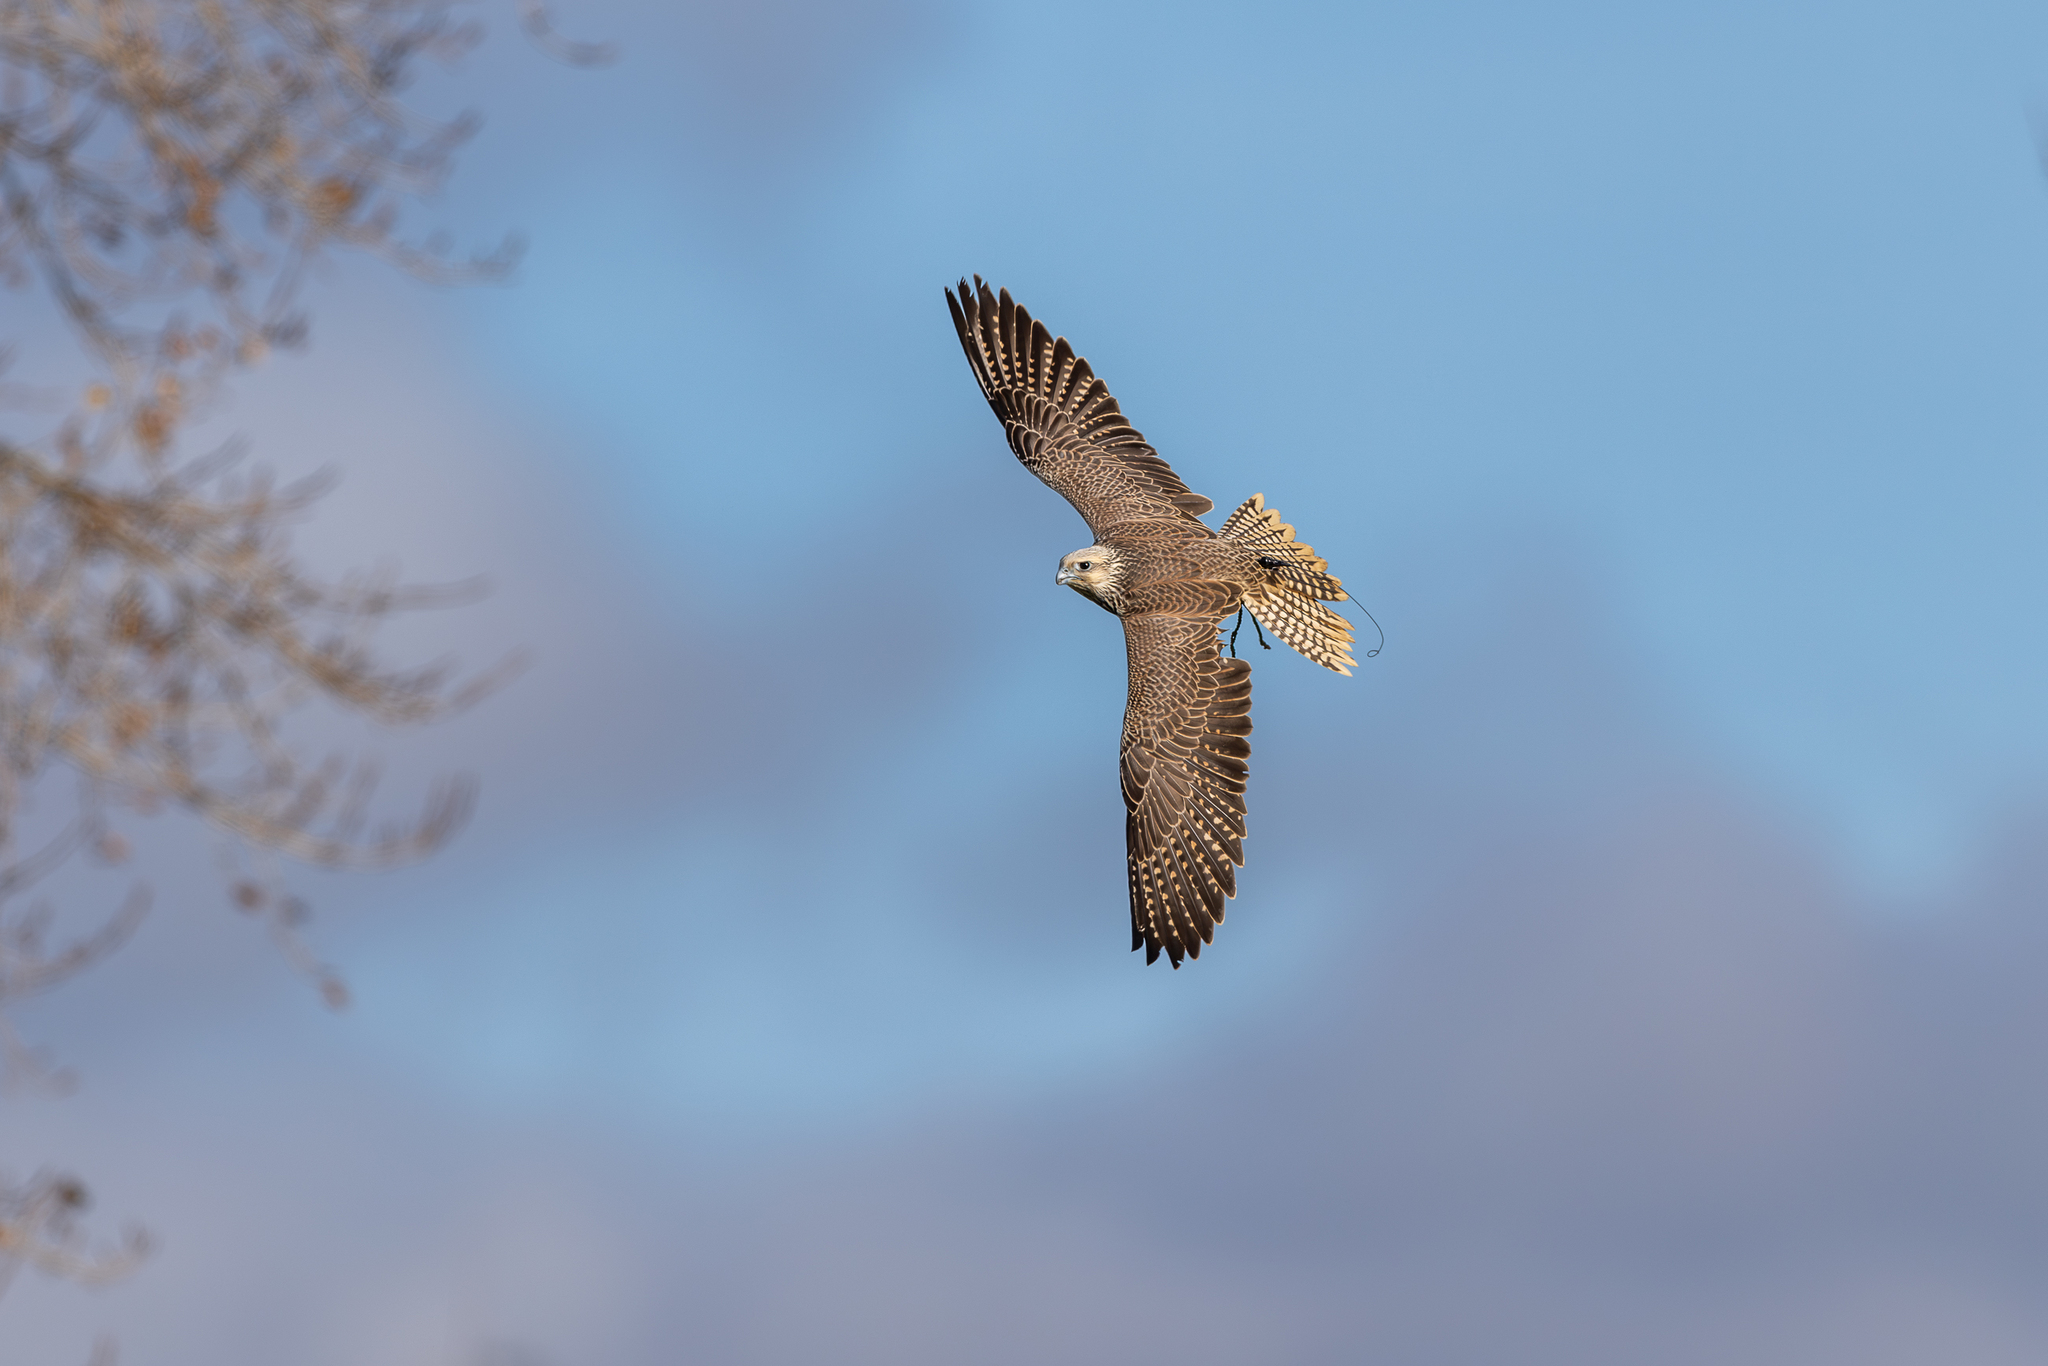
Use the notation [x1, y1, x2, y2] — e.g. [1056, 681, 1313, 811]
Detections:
[946, 276, 1360, 967]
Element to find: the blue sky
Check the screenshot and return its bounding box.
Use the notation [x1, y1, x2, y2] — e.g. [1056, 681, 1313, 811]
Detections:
[13, 0, 2048, 1361]
[446, 0, 2048, 891]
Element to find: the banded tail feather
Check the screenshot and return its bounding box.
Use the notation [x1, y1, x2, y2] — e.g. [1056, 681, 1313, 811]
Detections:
[1220, 493, 1357, 676]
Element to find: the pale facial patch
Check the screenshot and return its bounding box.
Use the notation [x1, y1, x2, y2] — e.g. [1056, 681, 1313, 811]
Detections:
[1056, 546, 1118, 601]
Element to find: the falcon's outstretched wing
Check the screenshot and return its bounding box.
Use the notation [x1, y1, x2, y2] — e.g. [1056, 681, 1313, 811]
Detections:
[947, 277, 1214, 539]
[1118, 583, 1252, 967]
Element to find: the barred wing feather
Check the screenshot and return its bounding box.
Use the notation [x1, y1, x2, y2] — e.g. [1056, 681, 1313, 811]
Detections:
[1118, 592, 1252, 967]
[947, 276, 1214, 539]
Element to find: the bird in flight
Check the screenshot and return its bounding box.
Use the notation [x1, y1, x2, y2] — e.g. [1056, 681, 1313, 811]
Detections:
[945, 277, 1356, 967]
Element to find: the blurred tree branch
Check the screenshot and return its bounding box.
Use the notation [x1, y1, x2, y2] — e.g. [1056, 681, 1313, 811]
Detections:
[1, 0, 551, 1320]
[0, 1172, 148, 1302]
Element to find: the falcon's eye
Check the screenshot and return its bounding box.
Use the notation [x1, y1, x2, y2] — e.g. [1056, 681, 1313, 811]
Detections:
[1079, 561, 1092, 570]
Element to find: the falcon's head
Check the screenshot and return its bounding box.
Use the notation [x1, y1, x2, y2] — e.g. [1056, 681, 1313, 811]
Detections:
[1056, 546, 1122, 607]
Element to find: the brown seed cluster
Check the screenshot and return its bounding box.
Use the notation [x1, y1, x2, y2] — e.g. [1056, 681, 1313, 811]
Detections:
[0, 1169, 150, 1294]
[0, 0, 553, 1292]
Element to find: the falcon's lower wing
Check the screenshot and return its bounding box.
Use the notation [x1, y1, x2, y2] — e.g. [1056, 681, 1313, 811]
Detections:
[1119, 596, 1252, 967]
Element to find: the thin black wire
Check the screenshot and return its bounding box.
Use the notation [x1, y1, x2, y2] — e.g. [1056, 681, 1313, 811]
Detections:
[1341, 595, 1385, 658]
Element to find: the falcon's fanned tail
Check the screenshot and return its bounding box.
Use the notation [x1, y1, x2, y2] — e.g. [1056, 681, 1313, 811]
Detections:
[1221, 493, 1357, 676]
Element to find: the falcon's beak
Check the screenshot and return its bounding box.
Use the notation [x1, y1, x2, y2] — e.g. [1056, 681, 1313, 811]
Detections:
[1056, 566, 1077, 586]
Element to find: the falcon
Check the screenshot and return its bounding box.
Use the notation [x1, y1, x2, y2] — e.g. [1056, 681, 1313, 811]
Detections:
[946, 277, 1357, 967]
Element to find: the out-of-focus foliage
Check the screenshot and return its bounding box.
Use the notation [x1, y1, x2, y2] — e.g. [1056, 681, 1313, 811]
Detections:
[0, 0, 524, 1305]
[0, 0, 512, 369]
[0, 1171, 144, 1302]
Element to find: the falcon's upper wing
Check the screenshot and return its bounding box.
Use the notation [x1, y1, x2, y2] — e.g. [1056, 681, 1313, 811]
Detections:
[1118, 583, 1252, 967]
[947, 277, 1214, 539]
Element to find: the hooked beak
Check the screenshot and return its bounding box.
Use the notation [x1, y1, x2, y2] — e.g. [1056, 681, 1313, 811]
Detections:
[1056, 566, 1077, 586]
